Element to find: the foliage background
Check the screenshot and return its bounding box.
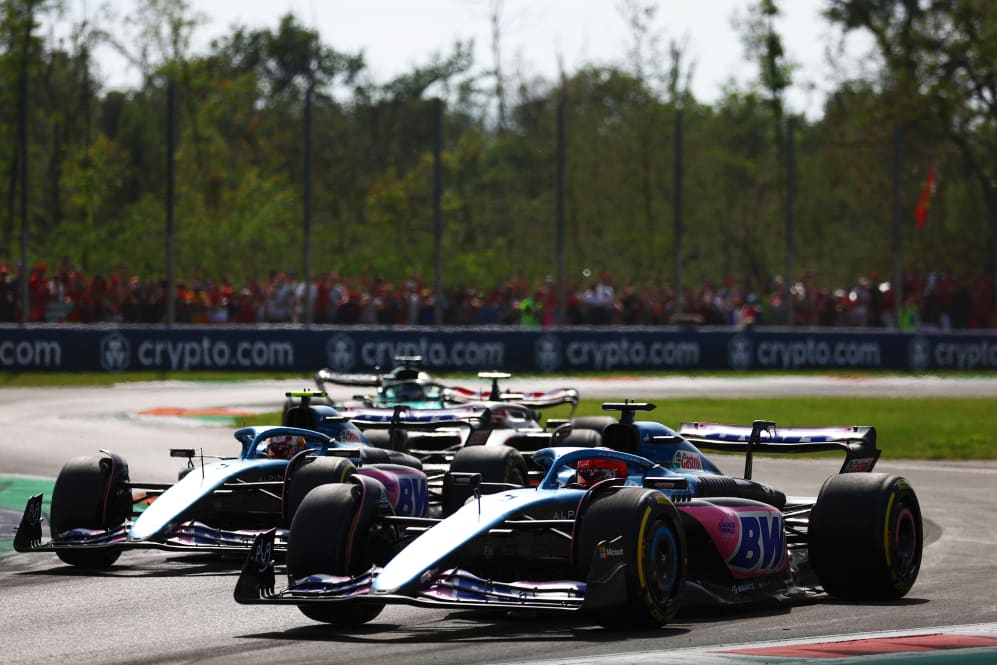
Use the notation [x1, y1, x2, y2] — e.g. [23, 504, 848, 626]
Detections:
[1, 0, 994, 297]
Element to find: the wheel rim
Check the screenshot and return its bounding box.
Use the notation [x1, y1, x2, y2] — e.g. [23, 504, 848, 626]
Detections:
[891, 503, 919, 578]
[644, 520, 679, 602]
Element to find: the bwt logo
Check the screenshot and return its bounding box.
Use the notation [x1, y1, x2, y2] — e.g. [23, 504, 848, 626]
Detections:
[392, 475, 429, 517]
[100, 333, 131, 372]
[325, 334, 356, 373]
[534, 335, 563, 373]
[729, 512, 786, 573]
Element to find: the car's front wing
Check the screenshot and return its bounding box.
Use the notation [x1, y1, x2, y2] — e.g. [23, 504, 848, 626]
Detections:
[14, 494, 289, 556]
[234, 529, 629, 614]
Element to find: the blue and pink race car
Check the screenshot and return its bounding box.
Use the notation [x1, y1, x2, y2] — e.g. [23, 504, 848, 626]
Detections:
[234, 402, 923, 630]
[13, 393, 431, 567]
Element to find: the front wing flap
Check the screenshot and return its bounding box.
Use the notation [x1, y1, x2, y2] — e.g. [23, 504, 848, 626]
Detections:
[235, 529, 605, 614]
[14, 494, 288, 556]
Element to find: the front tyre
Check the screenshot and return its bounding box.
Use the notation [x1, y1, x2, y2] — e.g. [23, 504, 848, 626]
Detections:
[287, 478, 395, 624]
[50, 453, 131, 568]
[282, 456, 356, 527]
[809, 473, 922, 600]
[574, 488, 686, 630]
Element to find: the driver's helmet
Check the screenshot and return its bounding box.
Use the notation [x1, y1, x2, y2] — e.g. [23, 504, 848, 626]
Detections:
[267, 434, 307, 459]
[576, 457, 629, 487]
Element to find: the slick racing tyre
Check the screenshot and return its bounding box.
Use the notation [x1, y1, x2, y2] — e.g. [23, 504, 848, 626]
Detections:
[283, 456, 356, 527]
[552, 426, 602, 447]
[362, 428, 408, 452]
[553, 415, 617, 446]
[441, 445, 529, 516]
[287, 478, 395, 624]
[569, 416, 618, 435]
[50, 453, 132, 568]
[808, 473, 922, 600]
[574, 487, 686, 630]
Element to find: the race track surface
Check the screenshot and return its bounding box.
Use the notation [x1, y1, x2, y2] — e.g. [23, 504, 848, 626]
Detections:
[2, 376, 996, 665]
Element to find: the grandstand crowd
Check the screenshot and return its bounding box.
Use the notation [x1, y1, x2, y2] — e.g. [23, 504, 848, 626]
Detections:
[1, 259, 993, 331]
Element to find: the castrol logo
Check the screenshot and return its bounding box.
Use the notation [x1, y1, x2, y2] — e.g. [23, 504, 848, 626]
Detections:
[673, 450, 704, 471]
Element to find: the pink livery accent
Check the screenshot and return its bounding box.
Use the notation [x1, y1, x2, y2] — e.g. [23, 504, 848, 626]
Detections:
[356, 466, 429, 517]
[680, 502, 789, 579]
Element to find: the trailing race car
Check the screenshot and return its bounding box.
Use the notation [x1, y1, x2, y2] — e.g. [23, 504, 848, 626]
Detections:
[441, 371, 582, 414]
[14, 394, 430, 568]
[337, 370, 599, 451]
[295, 370, 596, 501]
[313, 355, 451, 409]
[336, 378, 610, 512]
[314, 358, 582, 416]
[234, 402, 923, 630]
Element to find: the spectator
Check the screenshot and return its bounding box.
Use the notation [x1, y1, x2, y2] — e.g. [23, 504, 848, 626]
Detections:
[519, 289, 542, 328]
[0, 263, 16, 321]
[266, 273, 295, 322]
[899, 294, 921, 332]
[3, 260, 992, 331]
[582, 271, 615, 325]
[28, 263, 50, 322]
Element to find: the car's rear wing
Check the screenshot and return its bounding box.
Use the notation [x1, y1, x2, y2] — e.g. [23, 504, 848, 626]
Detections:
[443, 371, 579, 415]
[314, 356, 430, 392]
[314, 367, 382, 388]
[446, 386, 579, 413]
[676, 420, 881, 479]
[346, 405, 495, 447]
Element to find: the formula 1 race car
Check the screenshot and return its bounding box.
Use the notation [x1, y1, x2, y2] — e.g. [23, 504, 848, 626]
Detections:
[315, 358, 581, 416]
[313, 355, 451, 409]
[14, 396, 430, 568]
[234, 403, 923, 630]
[295, 369, 595, 486]
[335, 380, 613, 513]
[441, 371, 582, 414]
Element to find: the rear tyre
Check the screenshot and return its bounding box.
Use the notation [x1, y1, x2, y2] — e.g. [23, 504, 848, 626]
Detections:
[555, 427, 602, 447]
[362, 428, 406, 452]
[283, 456, 356, 527]
[809, 473, 922, 600]
[574, 488, 686, 630]
[570, 416, 618, 435]
[287, 480, 394, 624]
[441, 445, 529, 516]
[50, 454, 131, 568]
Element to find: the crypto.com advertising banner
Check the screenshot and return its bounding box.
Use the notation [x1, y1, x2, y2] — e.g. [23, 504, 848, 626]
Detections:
[2, 325, 996, 373]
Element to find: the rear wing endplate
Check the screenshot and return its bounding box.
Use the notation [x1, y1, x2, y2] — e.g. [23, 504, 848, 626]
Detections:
[676, 420, 881, 478]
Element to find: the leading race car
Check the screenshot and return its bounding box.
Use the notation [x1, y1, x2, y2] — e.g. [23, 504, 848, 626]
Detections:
[234, 402, 923, 630]
[14, 394, 430, 568]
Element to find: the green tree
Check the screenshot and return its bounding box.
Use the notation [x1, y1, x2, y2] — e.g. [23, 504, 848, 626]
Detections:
[826, 0, 997, 302]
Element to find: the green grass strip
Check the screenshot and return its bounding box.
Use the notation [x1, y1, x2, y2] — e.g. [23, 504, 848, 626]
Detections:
[622, 397, 997, 460]
[0, 476, 54, 513]
[239, 395, 997, 460]
[0, 477, 54, 556]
